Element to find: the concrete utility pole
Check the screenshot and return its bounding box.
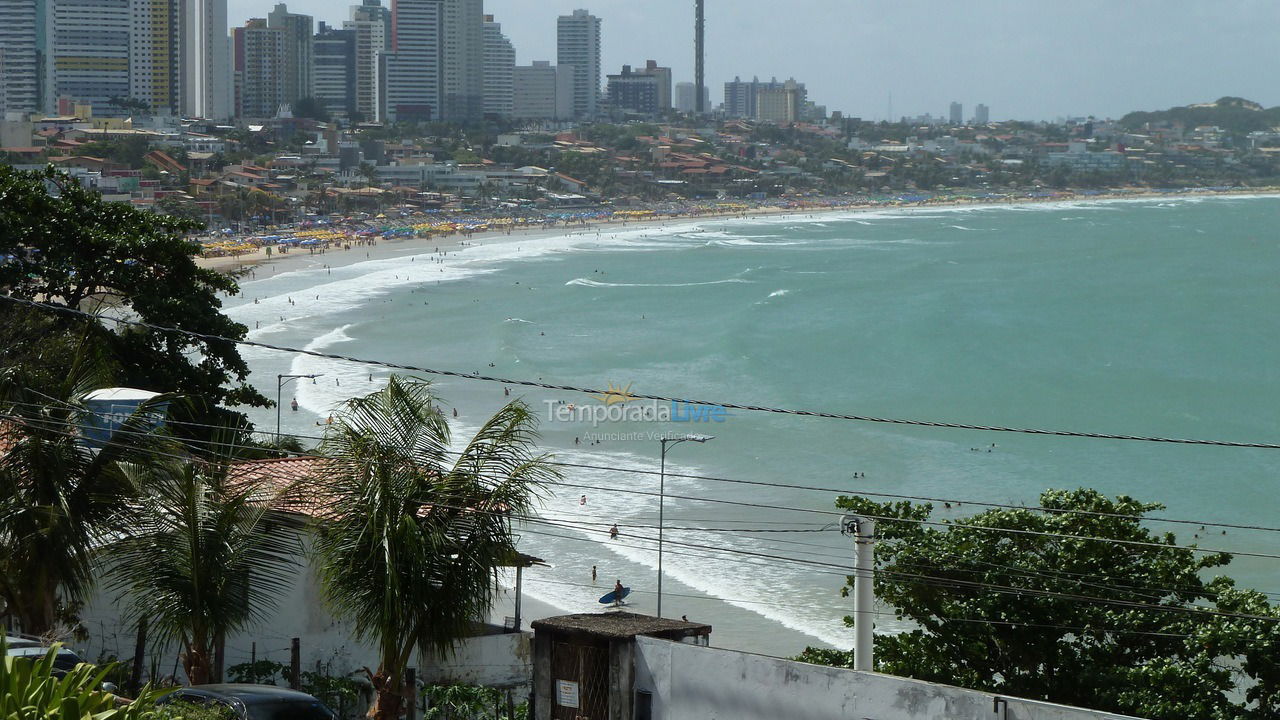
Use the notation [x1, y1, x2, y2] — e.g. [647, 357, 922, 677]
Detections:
[695, 0, 705, 114]
[842, 515, 876, 671]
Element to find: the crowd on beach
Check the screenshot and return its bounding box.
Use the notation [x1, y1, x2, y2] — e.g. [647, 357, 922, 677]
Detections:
[196, 185, 1261, 260]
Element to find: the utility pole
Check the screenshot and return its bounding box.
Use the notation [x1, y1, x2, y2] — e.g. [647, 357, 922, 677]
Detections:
[695, 0, 705, 115]
[842, 515, 876, 671]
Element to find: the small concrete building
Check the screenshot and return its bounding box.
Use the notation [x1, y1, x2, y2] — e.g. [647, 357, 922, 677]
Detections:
[531, 613, 710, 720]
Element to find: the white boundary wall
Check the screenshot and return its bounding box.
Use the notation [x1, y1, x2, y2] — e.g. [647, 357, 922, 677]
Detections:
[633, 636, 1145, 720]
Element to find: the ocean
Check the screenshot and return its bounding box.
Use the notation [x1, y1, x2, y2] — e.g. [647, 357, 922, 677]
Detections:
[223, 194, 1280, 657]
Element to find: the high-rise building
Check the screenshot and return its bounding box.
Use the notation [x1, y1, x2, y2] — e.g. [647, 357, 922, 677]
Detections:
[183, 0, 230, 119]
[50, 0, 132, 117]
[723, 76, 753, 119]
[381, 0, 441, 122]
[512, 60, 573, 120]
[129, 0, 182, 117]
[973, 103, 989, 124]
[949, 101, 963, 125]
[312, 22, 355, 118]
[482, 14, 514, 118]
[639, 60, 671, 111]
[674, 81, 708, 114]
[232, 18, 285, 118]
[0, 0, 49, 117]
[345, 0, 390, 121]
[725, 76, 805, 122]
[439, 0, 483, 120]
[268, 3, 313, 107]
[606, 65, 658, 116]
[557, 9, 600, 119]
[756, 78, 804, 124]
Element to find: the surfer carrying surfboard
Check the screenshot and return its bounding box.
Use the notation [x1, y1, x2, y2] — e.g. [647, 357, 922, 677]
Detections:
[614, 579, 624, 603]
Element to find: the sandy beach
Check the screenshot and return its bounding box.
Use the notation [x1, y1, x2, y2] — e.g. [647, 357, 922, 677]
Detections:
[197, 186, 1280, 278]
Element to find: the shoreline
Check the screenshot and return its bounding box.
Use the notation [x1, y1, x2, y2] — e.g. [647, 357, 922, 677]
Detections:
[197, 186, 1280, 277]
[223, 188, 1280, 658]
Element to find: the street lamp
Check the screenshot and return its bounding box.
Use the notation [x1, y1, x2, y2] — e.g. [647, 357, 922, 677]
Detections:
[657, 434, 714, 618]
[276, 373, 323, 439]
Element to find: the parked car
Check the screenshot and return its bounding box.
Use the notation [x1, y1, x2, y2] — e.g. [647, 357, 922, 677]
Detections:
[3, 634, 90, 677]
[159, 684, 338, 720]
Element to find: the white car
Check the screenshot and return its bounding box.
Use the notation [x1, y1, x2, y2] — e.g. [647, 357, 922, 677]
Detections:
[4, 634, 89, 677]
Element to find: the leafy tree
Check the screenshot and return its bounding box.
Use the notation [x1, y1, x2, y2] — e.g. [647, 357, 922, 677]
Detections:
[0, 165, 267, 409]
[797, 488, 1280, 719]
[103, 440, 303, 685]
[311, 377, 556, 720]
[226, 659, 288, 685]
[0, 359, 163, 636]
[72, 138, 154, 170]
[154, 195, 206, 224]
[107, 96, 151, 116]
[293, 96, 331, 123]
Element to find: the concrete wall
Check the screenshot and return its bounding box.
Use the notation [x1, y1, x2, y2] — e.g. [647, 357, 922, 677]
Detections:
[76, 534, 529, 696]
[78, 535, 382, 684]
[418, 630, 532, 689]
[632, 636, 1145, 720]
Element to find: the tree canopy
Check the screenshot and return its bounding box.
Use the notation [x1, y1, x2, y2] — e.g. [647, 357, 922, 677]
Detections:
[312, 377, 555, 720]
[797, 488, 1280, 719]
[0, 165, 266, 409]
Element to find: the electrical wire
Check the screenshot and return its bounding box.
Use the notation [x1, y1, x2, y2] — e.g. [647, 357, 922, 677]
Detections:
[8, 411, 1280, 625]
[7, 293, 1280, 449]
[8, 392, 1280, 536]
[6, 408, 1280, 563]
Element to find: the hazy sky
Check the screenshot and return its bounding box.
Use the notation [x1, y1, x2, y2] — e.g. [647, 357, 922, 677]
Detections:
[231, 0, 1280, 121]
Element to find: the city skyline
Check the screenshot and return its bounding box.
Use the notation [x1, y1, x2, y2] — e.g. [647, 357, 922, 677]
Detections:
[226, 0, 1280, 121]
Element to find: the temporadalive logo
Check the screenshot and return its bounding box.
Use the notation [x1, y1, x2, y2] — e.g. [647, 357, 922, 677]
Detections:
[546, 382, 728, 427]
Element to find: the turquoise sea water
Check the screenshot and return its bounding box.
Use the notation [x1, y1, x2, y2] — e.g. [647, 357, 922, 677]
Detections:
[225, 195, 1280, 656]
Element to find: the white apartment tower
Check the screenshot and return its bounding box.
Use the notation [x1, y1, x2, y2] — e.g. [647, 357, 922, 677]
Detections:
[512, 60, 573, 120]
[557, 8, 600, 119]
[482, 14, 514, 118]
[381, 0, 441, 122]
[949, 101, 963, 126]
[440, 0, 483, 120]
[0, 0, 48, 117]
[345, 0, 389, 121]
[232, 18, 285, 119]
[129, 0, 183, 117]
[267, 3, 314, 108]
[183, 0, 231, 119]
[50, 0, 132, 117]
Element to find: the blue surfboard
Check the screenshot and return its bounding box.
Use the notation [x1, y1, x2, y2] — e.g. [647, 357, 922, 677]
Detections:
[599, 587, 631, 604]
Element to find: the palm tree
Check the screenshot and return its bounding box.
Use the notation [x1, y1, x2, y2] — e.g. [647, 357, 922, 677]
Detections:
[312, 377, 555, 720]
[0, 362, 162, 637]
[103, 436, 303, 685]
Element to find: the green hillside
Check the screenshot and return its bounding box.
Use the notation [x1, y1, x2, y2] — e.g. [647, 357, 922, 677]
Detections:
[1120, 97, 1280, 133]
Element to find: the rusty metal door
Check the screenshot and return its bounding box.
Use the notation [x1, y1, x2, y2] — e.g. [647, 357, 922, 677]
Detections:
[550, 641, 609, 720]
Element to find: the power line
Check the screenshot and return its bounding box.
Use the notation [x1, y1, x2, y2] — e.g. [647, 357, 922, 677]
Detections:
[514, 522, 1280, 626]
[5, 392, 1274, 543]
[7, 408, 1280, 563]
[7, 294, 1280, 449]
[10, 394, 1280, 538]
[9, 409, 1279, 629]
[516, 577, 1202, 640]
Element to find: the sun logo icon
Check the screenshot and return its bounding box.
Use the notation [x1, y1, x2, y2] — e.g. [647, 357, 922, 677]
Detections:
[594, 382, 635, 406]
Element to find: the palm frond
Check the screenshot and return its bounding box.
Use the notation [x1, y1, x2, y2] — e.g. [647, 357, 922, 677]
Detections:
[312, 377, 553, 676]
[102, 458, 303, 652]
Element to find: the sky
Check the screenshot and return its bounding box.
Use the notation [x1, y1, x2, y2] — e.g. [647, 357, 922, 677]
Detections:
[230, 0, 1280, 122]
